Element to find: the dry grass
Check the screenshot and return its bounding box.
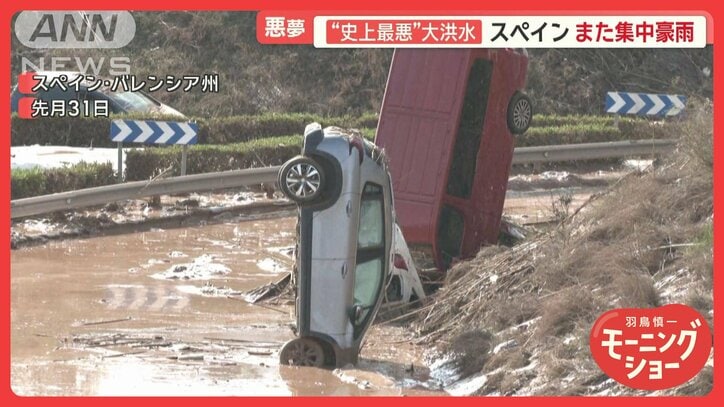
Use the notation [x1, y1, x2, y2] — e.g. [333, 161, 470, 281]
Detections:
[445, 330, 494, 379]
[536, 289, 603, 338]
[480, 371, 505, 394]
[484, 347, 530, 372]
[415, 103, 713, 395]
[670, 366, 713, 395]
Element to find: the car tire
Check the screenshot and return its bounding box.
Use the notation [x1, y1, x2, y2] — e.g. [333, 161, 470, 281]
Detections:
[507, 91, 533, 135]
[278, 156, 326, 204]
[279, 337, 327, 367]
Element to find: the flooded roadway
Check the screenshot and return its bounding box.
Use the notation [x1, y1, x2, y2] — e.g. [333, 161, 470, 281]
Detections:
[11, 214, 439, 396]
[10, 172, 613, 396]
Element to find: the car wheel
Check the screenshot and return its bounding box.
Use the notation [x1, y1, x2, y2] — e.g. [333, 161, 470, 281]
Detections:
[507, 91, 533, 135]
[278, 156, 326, 204]
[279, 337, 326, 367]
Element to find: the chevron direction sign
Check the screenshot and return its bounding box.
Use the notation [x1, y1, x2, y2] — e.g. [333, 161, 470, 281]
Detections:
[110, 119, 199, 145]
[606, 92, 686, 117]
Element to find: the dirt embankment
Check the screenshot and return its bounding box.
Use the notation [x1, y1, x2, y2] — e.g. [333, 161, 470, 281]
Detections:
[414, 107, 713, 396]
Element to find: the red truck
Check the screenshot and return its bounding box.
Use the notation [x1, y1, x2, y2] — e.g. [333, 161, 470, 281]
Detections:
[375, 48, 531, 271]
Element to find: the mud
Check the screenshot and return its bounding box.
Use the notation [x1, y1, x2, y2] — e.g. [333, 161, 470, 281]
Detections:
[503, 186, 603, 225]
[11, 216, 441, 396]
[11, 189, 296, 249]
[10, 163, 641, 395]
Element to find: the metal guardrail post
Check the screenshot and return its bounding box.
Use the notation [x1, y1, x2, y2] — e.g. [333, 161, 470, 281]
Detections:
[181, 145, 188, 176]
[117, 142, 123, 183]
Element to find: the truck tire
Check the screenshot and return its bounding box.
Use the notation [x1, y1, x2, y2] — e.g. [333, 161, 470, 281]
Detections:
[507, 91, 533, 135]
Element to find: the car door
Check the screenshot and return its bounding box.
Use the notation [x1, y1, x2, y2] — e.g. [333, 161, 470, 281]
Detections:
[351, 183, 387, 338]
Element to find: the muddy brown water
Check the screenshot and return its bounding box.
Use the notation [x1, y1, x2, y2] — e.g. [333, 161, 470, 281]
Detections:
[10, 180, 606, 396]
[11, 216, 441, 396]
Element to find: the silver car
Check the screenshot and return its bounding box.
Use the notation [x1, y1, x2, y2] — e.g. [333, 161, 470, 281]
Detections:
[277, 123, 394, 367]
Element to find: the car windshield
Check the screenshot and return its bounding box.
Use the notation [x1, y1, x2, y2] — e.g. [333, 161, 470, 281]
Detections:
[105, 90, 159, 112]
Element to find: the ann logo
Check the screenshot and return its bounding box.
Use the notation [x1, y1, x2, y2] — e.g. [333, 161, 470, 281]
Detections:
[15, 11, 136, 49]
[29, 13, 118, 42]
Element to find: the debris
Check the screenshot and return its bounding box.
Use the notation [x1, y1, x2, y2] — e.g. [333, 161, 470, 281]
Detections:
[102, 202, 121, 213]
[241, 273, 291, 303]
[169, 354, 205, 361]
[102, 350, 147, 359]
[232, 192, 254, 202]
[202, 337, 282, 347]
[175, 198, 200, 208]
[151, 255, 230, 280]
[78, 317, 132, 327]
[256, 257, 289, 274]
[247, 350, 273, 356]
[493, 339, 519, 354]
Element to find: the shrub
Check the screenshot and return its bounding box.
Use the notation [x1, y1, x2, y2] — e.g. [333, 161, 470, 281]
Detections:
[195, 112, 376, 144]
[12, 112, 676, 150]
[11, 162, 116, 199]
[516, 121, 675, 147]
[11, 167, 46, 199]
[12, 115, 117, 148]
[11, 113, 378, 148]
[124, 135, 303, 180]
[124, 130, 377, 180]
[530, 114, 632, 127]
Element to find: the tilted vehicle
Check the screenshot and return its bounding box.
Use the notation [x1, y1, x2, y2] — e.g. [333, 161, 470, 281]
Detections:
[277, 123, 396, 367]
[375, 48, 532, 271]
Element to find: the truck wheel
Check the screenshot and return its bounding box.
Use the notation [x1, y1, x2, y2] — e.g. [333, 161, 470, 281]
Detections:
[279, 337, 326, 367]
[278, 156, 325, 204]
[507, 92, 533, 135]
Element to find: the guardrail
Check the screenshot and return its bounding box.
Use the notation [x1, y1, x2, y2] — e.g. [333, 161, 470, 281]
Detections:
[11, 139, 675, 219]
[511, 139, 675, 164]
[12, 167, 278, 219]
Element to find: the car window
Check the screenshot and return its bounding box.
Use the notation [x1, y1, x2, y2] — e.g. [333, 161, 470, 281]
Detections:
[447, 58, 494, 198]
[358, 198, 384, 249]
[38, 86, 80, 102]
[436, 205, 465, 269]
[81, 91, 123, 115]
[353, 258, 383, 323]
[106, 90, 158, 113]
[352, 183, 386, 331]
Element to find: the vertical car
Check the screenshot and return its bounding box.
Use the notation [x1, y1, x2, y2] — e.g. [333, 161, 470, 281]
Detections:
[277, 123, 394, 367]
[375, 48, 531, 271]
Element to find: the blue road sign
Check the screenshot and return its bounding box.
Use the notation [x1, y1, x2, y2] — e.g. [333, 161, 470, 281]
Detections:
[110, 119, 199, 145]
[606, 92, 686, 117]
